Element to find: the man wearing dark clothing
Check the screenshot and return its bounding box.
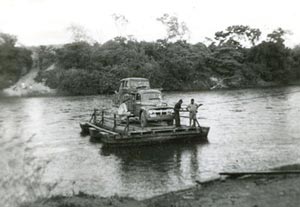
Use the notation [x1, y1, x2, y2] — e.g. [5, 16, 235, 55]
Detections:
[174, 99, 183, 127]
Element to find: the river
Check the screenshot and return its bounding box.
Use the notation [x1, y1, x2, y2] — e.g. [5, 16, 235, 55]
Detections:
[1, 86, 300, 207]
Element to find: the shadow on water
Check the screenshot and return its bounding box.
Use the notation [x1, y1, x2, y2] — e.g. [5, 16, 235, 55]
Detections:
[98, 140, 212, 198]
[100, 140, 209, 173]
[101, 140, 208, 156]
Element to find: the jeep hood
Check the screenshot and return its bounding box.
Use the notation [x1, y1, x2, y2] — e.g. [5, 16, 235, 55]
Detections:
[141, 102, 173, 110]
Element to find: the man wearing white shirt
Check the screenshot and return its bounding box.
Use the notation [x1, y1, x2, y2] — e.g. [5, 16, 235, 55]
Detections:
[118, 98, 131, 121]
[187, 99, 202, 127]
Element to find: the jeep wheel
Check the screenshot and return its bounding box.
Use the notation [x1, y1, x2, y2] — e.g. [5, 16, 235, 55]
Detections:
[140, 111, 148, 128]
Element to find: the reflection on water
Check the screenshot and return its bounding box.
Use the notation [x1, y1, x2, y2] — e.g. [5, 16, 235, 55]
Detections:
[1, 86, 300, 206]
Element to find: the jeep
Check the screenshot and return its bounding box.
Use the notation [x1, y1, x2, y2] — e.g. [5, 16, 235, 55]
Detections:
[114, 78, 174, 127]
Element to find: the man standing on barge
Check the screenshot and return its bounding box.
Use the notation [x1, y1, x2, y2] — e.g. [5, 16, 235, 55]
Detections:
[187, 98, 202, 127]
[174, 99, 183, 127]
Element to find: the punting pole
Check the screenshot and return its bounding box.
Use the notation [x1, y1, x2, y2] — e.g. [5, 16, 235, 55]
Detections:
[219, 171, 300, 176]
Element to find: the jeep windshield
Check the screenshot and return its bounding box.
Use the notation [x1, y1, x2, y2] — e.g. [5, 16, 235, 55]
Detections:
[130, 80, 149, 89]
[141, 92, 162, 103]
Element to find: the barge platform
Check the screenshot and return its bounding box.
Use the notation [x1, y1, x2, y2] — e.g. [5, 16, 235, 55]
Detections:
[80, 109, 209, 147]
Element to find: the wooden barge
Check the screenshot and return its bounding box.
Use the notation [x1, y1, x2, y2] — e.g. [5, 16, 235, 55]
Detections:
[80, 109, 209, 147]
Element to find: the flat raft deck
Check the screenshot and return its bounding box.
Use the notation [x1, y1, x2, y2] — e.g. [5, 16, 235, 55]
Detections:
[80, 121, 209, 147]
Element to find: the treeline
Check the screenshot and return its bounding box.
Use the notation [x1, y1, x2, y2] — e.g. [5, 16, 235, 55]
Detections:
[0, 33, 32, 89]
[35, 26, 300, 95]
[1, 25, 300, 95]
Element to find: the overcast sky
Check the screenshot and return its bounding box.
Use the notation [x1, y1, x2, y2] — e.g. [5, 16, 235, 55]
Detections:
[0, 0, 299, 47]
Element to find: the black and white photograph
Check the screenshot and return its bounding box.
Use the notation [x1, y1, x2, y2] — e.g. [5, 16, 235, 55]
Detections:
[1, 0, 300, 206]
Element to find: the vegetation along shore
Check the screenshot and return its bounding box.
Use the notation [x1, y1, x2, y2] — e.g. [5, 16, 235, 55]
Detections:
[1, 24, 300, 96]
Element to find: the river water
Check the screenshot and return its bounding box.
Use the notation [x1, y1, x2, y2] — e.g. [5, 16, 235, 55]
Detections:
[1, 86, 300, 207]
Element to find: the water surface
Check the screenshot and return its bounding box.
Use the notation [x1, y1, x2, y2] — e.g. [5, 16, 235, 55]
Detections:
[1, 86, 300, 207]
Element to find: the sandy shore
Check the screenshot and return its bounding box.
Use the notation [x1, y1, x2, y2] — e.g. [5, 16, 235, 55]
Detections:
[20, 172, 300, 207]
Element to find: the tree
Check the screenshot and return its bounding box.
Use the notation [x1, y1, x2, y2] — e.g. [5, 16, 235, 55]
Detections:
[267, 28, 290, 45]
[35, 45, 56, 70]
[112, 13, 130, 38]
[67, 24, 95, 43]
[246, 41, 290, 82]
[207, 46, 244, 77]
[214, 25, 261, 48]
[291, 45, 300, 79]
[243, 28, 292, 82]
[157, 13, 190, 41]
[0, 33, 17, 46]
[0, 32, 32, 89]
[55, 41, 93, 70]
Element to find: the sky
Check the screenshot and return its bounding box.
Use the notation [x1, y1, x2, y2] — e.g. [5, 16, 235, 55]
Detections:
[0, 0, 299, 47]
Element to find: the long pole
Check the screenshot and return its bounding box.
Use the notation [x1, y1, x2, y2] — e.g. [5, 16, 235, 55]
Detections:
[220, 171, 300, 176]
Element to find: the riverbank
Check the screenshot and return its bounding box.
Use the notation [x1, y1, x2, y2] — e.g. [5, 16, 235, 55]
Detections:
[1, 75, 298, 98]
[145, 174, 300, 207]
[20, 194, 146, 207]
[1, 58, 299, 98]
[20, 165, 300, 207]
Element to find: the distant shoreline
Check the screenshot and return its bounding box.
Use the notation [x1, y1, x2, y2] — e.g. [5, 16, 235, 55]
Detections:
[2, 82, 299, 99]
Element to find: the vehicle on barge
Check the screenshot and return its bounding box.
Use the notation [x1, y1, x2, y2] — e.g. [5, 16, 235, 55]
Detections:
[80, 77, 210, 147]
[114, 78, 174, 127]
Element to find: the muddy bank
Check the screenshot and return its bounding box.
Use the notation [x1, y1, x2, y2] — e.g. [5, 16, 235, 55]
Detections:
[145, 164, 300, 207]
[20, 193, 146, 207]
[146, 174, 300, 207]
[21, 165, 300, 207]
[20, 174, 300, 207]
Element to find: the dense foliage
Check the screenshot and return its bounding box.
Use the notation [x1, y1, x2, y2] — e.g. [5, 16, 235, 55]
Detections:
[0, 33, 32, 89]
[36, 28, 300, 94]
[1, 25, 300, 95]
